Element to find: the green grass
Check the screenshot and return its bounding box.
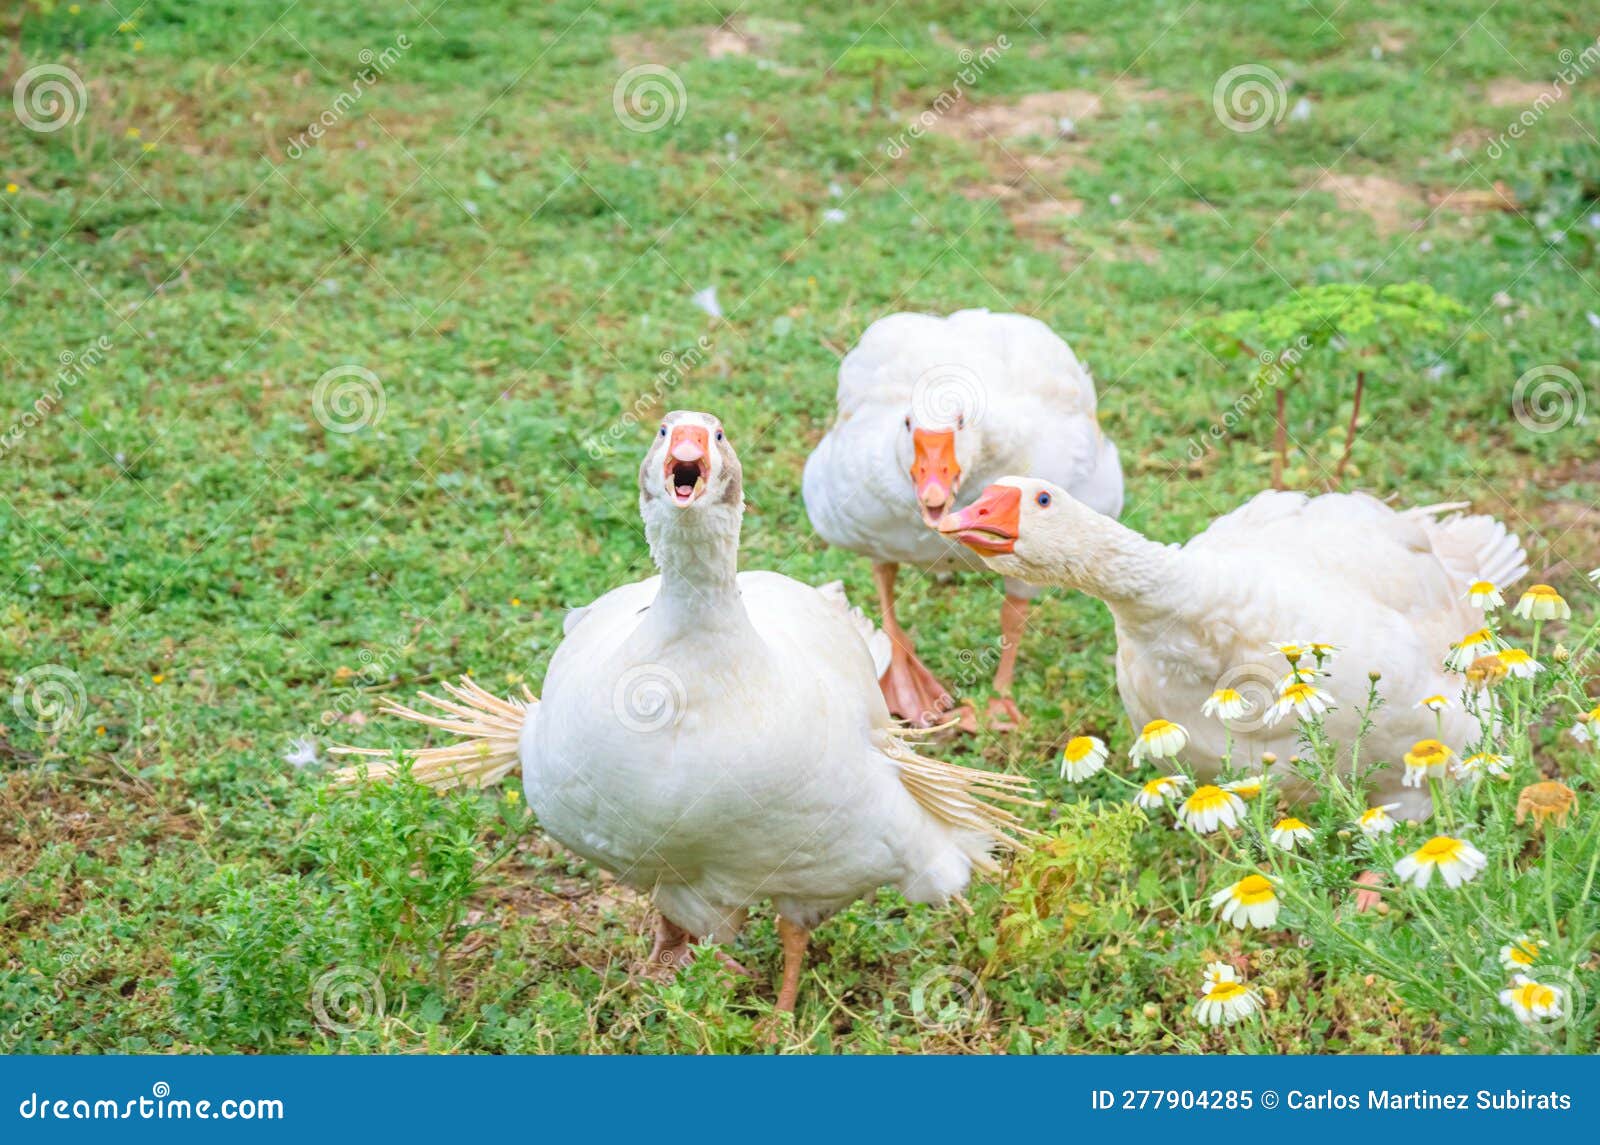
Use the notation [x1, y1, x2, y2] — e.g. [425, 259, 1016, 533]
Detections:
[2, 0, 1598, 1054]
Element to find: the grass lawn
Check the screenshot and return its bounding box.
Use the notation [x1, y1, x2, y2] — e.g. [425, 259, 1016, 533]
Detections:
[3, 0, 1598, 1054]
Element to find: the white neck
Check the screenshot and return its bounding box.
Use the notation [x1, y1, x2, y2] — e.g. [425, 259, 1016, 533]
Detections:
[640, 500, 752, 637]
[1018, 502, 1188, 627]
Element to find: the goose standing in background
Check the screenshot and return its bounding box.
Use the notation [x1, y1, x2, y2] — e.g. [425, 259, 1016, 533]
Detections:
[336, 411, 1034, 1014]
[939, 479, 1527, 816]
[804, 309, 1124, 731]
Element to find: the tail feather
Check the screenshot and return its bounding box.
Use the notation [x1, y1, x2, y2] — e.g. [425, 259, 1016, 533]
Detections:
[878, 732, 1042, 859]
[1411, 503, 1529, 590]
[329, 676, 534, 790]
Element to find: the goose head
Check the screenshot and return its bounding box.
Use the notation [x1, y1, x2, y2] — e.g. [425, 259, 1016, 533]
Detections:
[639, 409, 743, 531]
[936, 476, 1088, 583]
[900, 404, 986, 529]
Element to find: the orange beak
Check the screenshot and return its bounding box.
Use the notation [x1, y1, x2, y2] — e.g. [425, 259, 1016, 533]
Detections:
[664, 424, 710, 505]
[910, 428, 960, 524]
[937, 484, 1020, 554]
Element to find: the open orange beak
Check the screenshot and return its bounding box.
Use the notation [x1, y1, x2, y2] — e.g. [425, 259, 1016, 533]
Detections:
[937, 484, 1020, 554]
[664, 424, 710, 506]
[910, 428, 960, 525]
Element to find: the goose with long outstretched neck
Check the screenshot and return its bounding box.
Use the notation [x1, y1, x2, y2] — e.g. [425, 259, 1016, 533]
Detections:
[938, 478, 1527, 816]
[335, 411, 1034, 1014]
[803, 309, 1123, 731]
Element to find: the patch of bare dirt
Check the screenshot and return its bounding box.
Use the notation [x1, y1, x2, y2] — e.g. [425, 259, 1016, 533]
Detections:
[1428, 182, 1518, 215]
[1314, 172, 1424, 233]
[927, 82, 1161, 144]
[1484, 78, 1559, 108]
[705, 17, 803, 59]
[1361, 23, 1412, 54]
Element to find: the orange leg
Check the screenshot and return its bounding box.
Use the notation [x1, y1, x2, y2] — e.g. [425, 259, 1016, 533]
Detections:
[872, 562, 975, 731]
[987, 594, 1029, 730]
[774, 916, 810, 1013]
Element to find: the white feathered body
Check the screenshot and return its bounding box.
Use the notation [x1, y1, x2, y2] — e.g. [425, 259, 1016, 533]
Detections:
[1108, 491, 1527, 816]
[804, 309, 1123, 572]
[520, 571, 989, 939]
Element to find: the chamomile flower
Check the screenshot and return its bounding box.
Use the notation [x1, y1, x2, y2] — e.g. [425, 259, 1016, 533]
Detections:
[1496, 648, 1543, 678]
[1202, 961, 1238, 991]
[1059, 735, 1109, 782]
[1454, 752, 1510, 780]
[1270, 817, 1313, 851]
[1270, 639, 1312, 664]
[1358, 803, 1400, 837]
[1401, 739, 1453, 787]
[1307, 641, 1339, 663]
[1465, 654, 1509, 690]
[1446, 628, 1504, 671]
[1568, 706, 1600, 746]
[1278, 668, 1316, 689]
[1415, 694, 1453, 713]
[1133, 774, 1189, 810]
[1465, 579, 1505, 609]
[1210, 873, 1281, 929]
[1194, 968, 1262, 1027]
[1131, 718, 1188, 762]
[1499, 975, 1563, 1024]
[1224, 776, 1265, 801]
[1201, 688, 1250, 721]
[1513, 584, 1571, 621]
[1267, 680, 1334, 725]
[1393, 835, 1488, 889]
[1498, 935, 1547, 972]
[1176, 784, 1247, 833]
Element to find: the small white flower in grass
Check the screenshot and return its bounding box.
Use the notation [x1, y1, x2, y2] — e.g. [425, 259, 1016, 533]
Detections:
[1499, 975, 1563, 1024]
[1059, 735, 1109, 781]
[691, 286, 724, 319]
[1210, 873, 1281, 929]
[1176, 784, 1246, 833]
[1496, 648, 1543, 679]
[1278, 668, 1316, 689]
[1270, 816, 1313, 851]
[1568, 706, 1600, 746]
[1270, 640, 1310, 665]
[1513, 584, 1570, 621]
[1133, 774, 1188, 809]
[284, 737, 321, 768]
[1131, 718, 1188, 762]
[1401, 739, 1452, 787]
[1455, 752, 1511, 780]
[1465, 579, 1505, 609]
[1415, 694, 1452, 713]
[1267, 680, 1334, 725]
[1394, 835, 1487, 889]
[1498, 935, 1547, 972]
[1224, 776, 1264, 801]
[1445, 627, 1504, 671]
[1307, 641, 1339, 666]
[1358, 803, 1400, 837]
[1589, 568, 1600, 588]
[1201, 688, 1249, 721]
[1194, 965, 1261, 1027]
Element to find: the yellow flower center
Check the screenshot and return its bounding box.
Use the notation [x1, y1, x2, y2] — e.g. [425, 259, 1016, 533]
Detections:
[1207, 980, 1248, 1002]
[1063, 736, 1098, 761]
[1276, 817, 1308, 831]
[1460, 628, 1491, 645]
[1361, 807, 1389, 824]
[1405, 739, 1450, 767]
[1141, 719, 1176, 739]
[1511, 981, 1556, 1009]
[1282, 682, 1316, 701]
[1526, 584, 1560, 599]
[1507, 941, 1540, 966]
[1213, 689, 1240, 704]
[1185, 784, 1230, 810]
[1469, 580, 1495, 594]
[1141, 778, 1173, 796]
[1234, 874, 1274, 903]
[1415, 835, 1465, 864]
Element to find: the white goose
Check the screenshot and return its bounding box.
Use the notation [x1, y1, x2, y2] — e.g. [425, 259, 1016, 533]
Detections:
[803, 309, 1123, 730]
[938, 479, 1528, 816]
[336, 411, 1033, 1012]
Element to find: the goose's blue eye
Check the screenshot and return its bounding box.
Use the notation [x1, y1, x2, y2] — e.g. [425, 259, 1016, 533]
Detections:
[659, 426, 668, 437]
[715, 430, 724, 441]
[1036, 492, 1052, 508]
